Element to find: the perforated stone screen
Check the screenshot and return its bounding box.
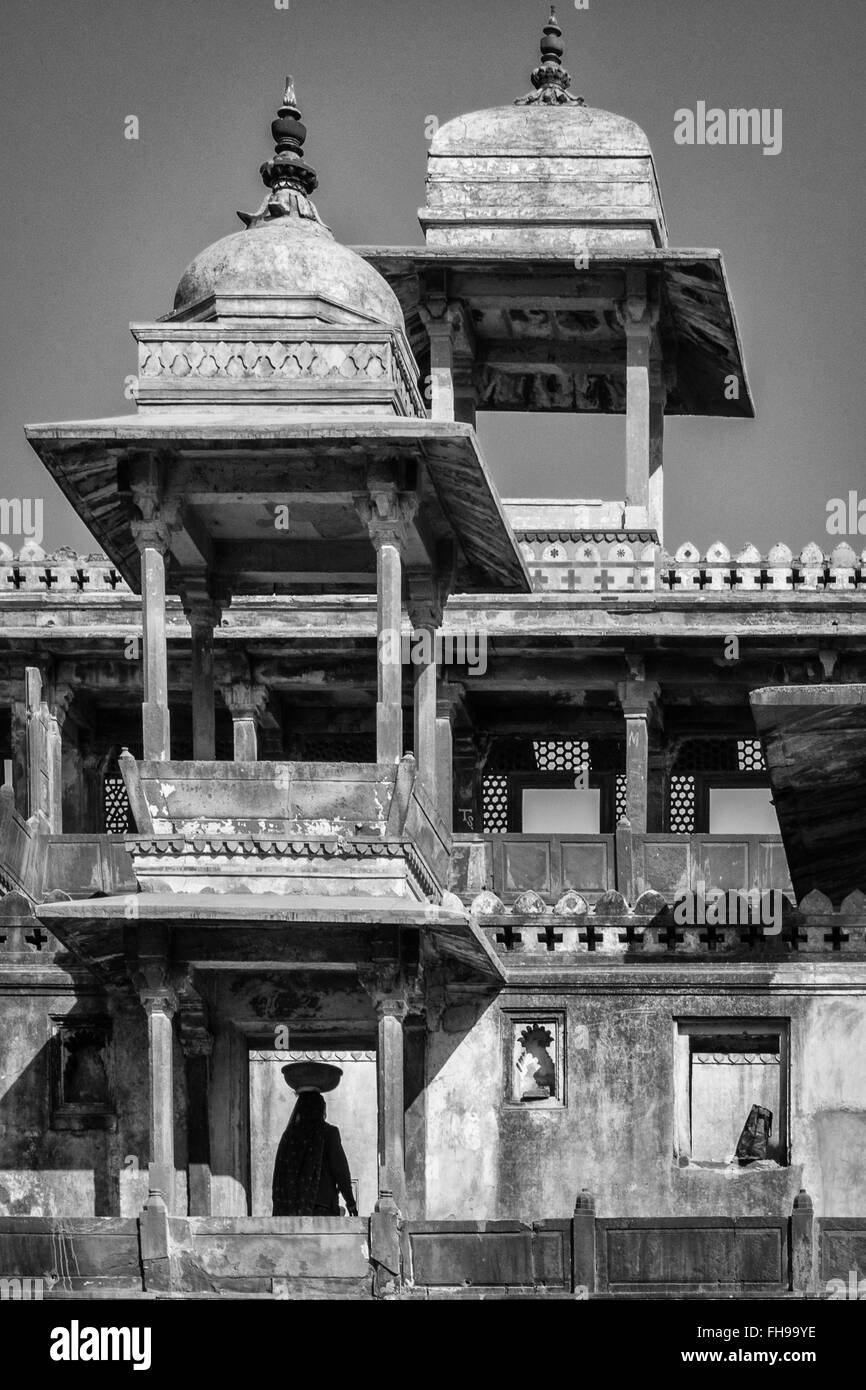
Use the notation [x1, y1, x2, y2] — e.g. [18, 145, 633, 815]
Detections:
[669, 775, 696, 834]
[482, 774, 509, 834]
[103, 776, 132, 834]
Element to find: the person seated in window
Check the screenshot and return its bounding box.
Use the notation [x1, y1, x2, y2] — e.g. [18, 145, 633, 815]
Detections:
[272, 1091, 358, 1216]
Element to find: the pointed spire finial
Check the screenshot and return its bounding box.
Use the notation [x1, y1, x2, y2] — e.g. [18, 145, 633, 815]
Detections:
[238, 75, 329, 231]
[515, 6, 584, 106]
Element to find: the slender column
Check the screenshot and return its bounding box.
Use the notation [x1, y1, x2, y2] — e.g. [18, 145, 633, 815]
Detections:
[649, 376, 665, 545]
[617, 274, 660, 529]
[375, 996, 408, 1207]
[435, 681, 464, 832]
[24, 666, 62, 830]
[357, 487, 417, 766]
[132, 518, 172, 761]
[413, 646, 437, 800]
[619, 672, 660, 834]
[360, 964, 416, 1211]
[419, 299, 475, 424]
[180, 1016, 213, 1217]
[10, 697, 27, 816]
[182, 588, 223, 761]
[408, 580, 444, 802]
[135, 955, 178, 1212]
[224, 681, 268, 761]
[377, 540, 404, 763]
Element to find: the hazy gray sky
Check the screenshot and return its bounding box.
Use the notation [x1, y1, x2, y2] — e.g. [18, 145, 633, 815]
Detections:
[1, 0, 862, 555]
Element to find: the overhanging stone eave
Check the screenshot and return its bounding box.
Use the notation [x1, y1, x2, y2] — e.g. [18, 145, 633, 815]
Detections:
[24, 416, 531, 595]
[355, 246, 754, 419]
[36, 893, 502, 982]
[751, 684, 866, 904]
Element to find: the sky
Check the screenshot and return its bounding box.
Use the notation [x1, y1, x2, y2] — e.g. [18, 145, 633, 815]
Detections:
[0, 0, 863, 556]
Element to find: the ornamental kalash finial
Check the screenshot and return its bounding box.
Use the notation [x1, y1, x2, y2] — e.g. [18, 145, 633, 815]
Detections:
[515, 5, 585, 106]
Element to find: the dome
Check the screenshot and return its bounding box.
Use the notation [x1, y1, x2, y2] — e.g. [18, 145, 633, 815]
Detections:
[430, 103, 652, 160]
[419, 8, 667, 251]
[173, 218, 404, 328]
[170, 78, 404, 331]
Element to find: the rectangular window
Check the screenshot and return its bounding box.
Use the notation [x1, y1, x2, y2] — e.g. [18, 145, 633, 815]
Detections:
[522, 787, 600, 833]
[709, 787, 780, 834]
[502, 1012, 565, 1109]
[50, 1017, 116, 1131]
[674, 1019, 788, 1167]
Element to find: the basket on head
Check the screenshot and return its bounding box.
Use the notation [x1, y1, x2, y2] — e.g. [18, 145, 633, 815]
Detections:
[281, 1061, 343, 1093]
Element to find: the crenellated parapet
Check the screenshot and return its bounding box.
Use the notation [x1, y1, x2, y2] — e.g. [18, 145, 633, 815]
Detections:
[467, 884, 866, 965]
[0, 545, 130, 594]
[3, 539, 866, 604]
[514, 536, 866, 596]
[659, 541, 866, 595]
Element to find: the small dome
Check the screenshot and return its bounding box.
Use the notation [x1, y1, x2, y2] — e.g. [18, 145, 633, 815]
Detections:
[174, 219, 403, 328]
[171, 77, 404, 331]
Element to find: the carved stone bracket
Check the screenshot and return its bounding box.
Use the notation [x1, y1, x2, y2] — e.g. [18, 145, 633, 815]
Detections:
[355, 486, 419, 555]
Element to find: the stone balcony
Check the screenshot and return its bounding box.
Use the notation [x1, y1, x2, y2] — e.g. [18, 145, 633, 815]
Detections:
[119, 752, 450, 903]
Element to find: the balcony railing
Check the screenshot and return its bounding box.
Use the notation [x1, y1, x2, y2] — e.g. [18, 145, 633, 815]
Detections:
[450, 828, 793, 904]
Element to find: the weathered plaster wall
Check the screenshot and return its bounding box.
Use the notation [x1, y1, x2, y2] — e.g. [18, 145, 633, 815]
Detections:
[0, 990, 154, 1217]
[422, 983, 866, 1222]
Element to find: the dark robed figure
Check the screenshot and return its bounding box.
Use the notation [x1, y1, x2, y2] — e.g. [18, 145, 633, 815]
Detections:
[272, 1091, 358, 1216]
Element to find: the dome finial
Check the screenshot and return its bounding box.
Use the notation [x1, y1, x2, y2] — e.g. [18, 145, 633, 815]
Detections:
[237, 75, 326, 230]
[515, 5, 585, 105]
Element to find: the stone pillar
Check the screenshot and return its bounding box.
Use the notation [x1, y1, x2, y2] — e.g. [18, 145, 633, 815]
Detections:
[181, 585, 223, 762]
[413, 646, 437, 801]
[435, 682, 464, 832]
[10, 697, 27, 817]
[649, 374, 665, 545]
[419, 298, 475, 424]
[375, 996, 408, 1208]
[791, 1189, 814, 1295]
[24, 667, 62, 830]
[361, 966, 412, 1210]
[135, 952, 178, 1212]
[408, 579, 447, 805]
[617, 273, 659, 529]
[619, 670, 660, 835]
[131, 517, 172, 762]
[357, 486, 418, 766]
[179, 994, 213, 1218]
[377, 539, 404, 764]
[224, 681, 268, 761]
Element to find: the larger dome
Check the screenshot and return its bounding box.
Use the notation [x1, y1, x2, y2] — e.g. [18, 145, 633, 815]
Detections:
[419, 8, 667, 251]
[173, 218, 403, 328]
[430, 104, 652, 160]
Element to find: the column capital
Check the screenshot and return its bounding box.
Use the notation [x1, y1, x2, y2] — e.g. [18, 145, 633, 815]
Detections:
[359, 964, 421, 1017]
[418, 296, 475, 353]
[436, 679, 466, 724]
[222, 679, 270, 723]
[355, 490, 418, 553]
[179, 572, 228, 630]
[614, 293, 660, 336]
[406, 572, 449, 631]
[131, 514, 174, 557]
[618, 678, 661, 721]
[134, 961, 178, 1019]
